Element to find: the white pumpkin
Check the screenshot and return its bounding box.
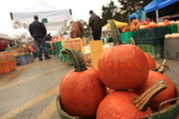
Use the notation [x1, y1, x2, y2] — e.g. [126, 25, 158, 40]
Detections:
[170, 33, 179, 39]
[157, 22, 165, 27]
[175, 20, 179, 24]
[165, 34, 171, 39]
[139, 25, 146, 29]
[169, 21, 176, 25]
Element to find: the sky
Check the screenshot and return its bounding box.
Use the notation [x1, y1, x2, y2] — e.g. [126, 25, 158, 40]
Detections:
[0, 0, 119, 37]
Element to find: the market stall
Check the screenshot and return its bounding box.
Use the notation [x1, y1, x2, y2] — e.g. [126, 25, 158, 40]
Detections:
[10, 1, 72, 31]
[0, 1, 73, 72]
[120, 19, 179, 59]
[129, 0, 179, 22]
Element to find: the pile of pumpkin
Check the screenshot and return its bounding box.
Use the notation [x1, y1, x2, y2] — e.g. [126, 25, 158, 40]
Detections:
[165, 33, 179, 39]
[122, 19, 179, 32]
[58, 44, 178, 119]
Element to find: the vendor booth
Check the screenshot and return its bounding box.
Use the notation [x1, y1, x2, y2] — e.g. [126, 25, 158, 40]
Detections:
[129, 0, 179, 22]
[10, 1, 72, 31]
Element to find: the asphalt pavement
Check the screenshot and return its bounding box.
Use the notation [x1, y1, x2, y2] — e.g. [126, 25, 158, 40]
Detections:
[0, 56, 178, 119]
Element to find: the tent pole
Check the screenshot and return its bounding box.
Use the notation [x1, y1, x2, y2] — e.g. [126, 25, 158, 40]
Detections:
[156, 10, 159, 23]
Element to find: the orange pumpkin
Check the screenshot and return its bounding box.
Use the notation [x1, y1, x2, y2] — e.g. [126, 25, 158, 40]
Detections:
[163, 19, 169, 23]
[164, 22, 170, 26]
[98, 44, 149, 90]
[60, 48, 106, 118]
[151, 23, 158, 27]
[136, 70, 175, 110]
[144, 52, 157, 70]
[96, 91, 152, 119]
[145, 24, 152, 29]
[97, 80, 167, 119]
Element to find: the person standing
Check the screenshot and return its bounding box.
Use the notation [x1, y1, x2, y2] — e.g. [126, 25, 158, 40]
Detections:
[70, 21, 83, 38]
[29, 15, 51, 61]
[88, 10, 102, 40]
[134, 2, 146, 22]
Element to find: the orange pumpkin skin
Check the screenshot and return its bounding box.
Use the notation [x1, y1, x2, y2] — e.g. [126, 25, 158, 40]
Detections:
[60, 67, 106, 118]
[96, 91, 152, 119]
[136, 71, 175, 110]
[98, 44, 149, 90]
[144, 52, 156, 70]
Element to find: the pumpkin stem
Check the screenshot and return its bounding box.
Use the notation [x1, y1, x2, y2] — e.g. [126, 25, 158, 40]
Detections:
[157, 59, 169, 73]
[61, 48, 87, 72]
[152, 59, 169, 73]
[129, 37, 136, 45]
[133, 79, 167, 111]
[107, 19, 122, 46]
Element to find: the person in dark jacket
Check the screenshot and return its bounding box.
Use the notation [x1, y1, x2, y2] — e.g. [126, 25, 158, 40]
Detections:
[88, 10, 102, 40]
[29, 15, 51, 61]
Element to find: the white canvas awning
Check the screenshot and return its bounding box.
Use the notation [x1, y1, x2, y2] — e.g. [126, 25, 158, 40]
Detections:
[10, 2, 72, 31]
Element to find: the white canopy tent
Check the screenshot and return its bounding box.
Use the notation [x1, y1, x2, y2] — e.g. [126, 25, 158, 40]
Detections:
[10, 2, 72, 31]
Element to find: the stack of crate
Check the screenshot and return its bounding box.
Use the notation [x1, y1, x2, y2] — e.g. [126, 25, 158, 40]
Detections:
[134, 26, 169, 59]
[54, 41, 73, 66]
[164, 24, 179, 60]
[0, 51, 16, 73]
[121, 31, 134, 44]
[55, 41, 63, 60]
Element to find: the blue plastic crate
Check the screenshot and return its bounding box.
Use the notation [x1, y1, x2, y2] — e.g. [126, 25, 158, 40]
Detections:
[15, 56, 27, 65]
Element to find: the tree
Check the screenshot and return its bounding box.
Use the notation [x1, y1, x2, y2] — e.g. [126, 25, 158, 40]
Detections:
[101, 1, 120, 26]
[117, 0, 151, 21]
[101, 0, 152, 25]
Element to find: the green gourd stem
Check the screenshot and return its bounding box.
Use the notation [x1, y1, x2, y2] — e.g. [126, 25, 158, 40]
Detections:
[133, 79, 167, 111]
[107, 19, 122, 46]
[61, 48, 87, 72]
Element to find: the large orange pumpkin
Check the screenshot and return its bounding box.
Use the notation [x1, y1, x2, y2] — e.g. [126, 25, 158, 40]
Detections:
[98, 44, 149, 90]
[96, 80, 167, 119]
[60, 48, 106, 118]
[136, 70, 175, 110]
[144, 52, 157, 70]
[96, 91, 152, 119]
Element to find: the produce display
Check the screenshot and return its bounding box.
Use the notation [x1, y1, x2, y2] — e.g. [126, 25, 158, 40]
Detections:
[122, 19, 179, 33]
[62, 38, 87, 51]
[165, 33, 179, 39]
[57, 46, 178, 119]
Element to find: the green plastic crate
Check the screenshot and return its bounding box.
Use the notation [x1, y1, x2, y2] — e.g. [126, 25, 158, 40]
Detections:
[121, 31, 134, 44]
[167, 24, 178, 33]
[48, 49, 55, 55]
[134, 27, 168, 44]
[55, 41, 63, 57]
[137, 44, 163, 59]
